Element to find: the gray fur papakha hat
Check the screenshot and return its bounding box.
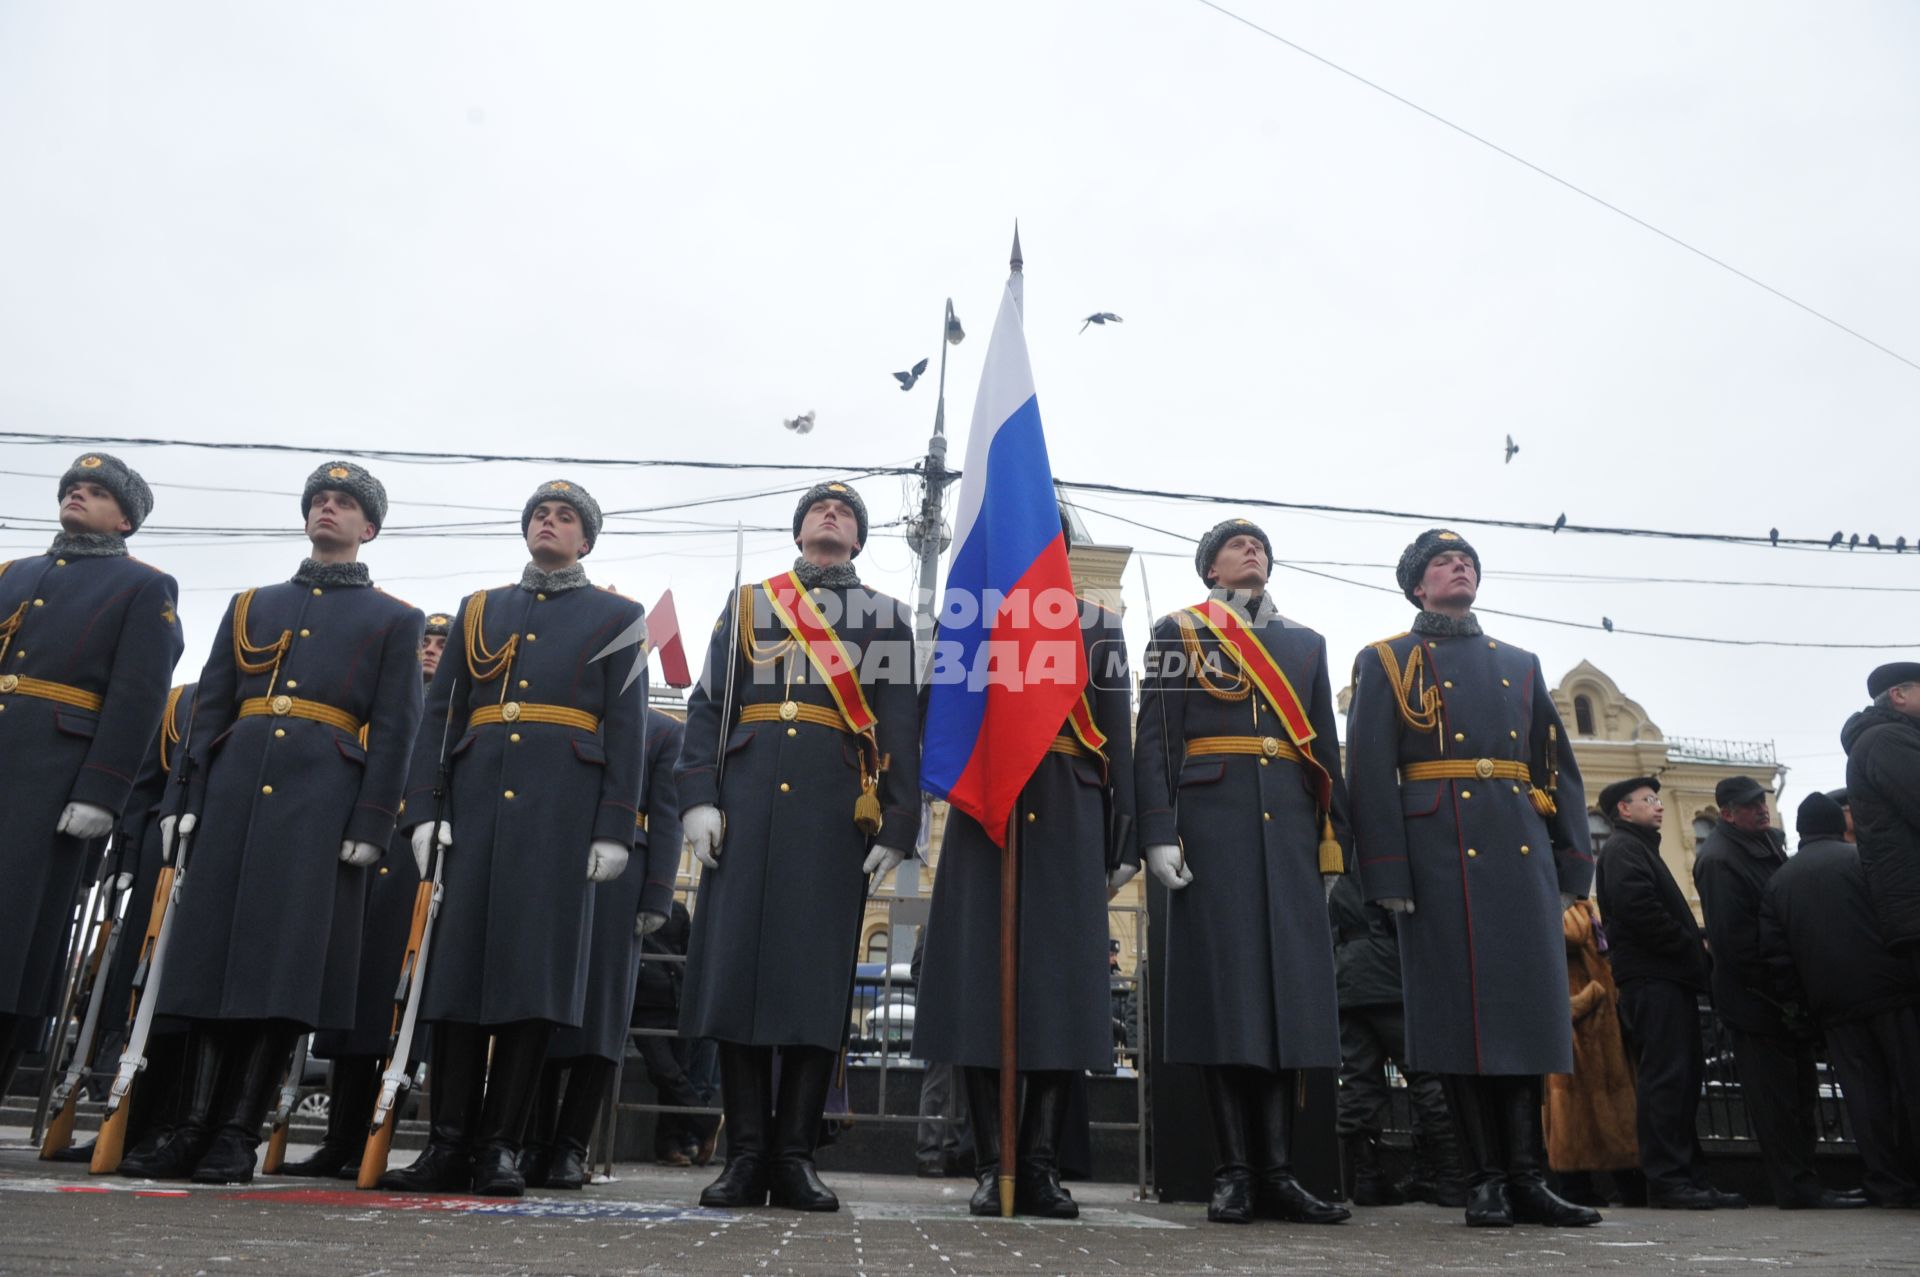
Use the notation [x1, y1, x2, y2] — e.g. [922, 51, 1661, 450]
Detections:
[1396, 528, 1481, 606]
[522, 479, 604, 550]
[58, 452, 154, 533]
[423, 611, 454, 637]
[792, 480, 869, 558]
[1194, 517, 1273, 584]
[302, 460, 389, 533]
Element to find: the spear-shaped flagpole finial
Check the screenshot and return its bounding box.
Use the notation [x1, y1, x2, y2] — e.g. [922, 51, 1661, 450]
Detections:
[1010, 221, 1023, 274]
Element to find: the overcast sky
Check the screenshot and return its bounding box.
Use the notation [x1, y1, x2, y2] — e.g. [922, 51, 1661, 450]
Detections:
[3, 2, 1915, 808]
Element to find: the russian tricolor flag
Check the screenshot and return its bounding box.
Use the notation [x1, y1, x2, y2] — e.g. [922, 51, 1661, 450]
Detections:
[921, 251, 1087, 846]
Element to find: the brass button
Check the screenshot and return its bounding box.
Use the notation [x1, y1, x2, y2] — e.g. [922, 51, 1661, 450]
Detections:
[525, 633, 536, 641]
[1259, 757, 1269, 766]
[1520, 845, 1531, 855]
[786, 727, 797, 737]
[505, 790, 516, 799]
[55, 558, 67, 566]
[274, 728, 286, 738]
[1461, 789, 1472, 799]
[1488, 641, 1498, 649]
[1466, 848, 1477, 858]
[1442, 680, 1453, 688]
[32, 599, 43, 607]
[1509, 730, 1518, 739]
[285, 680, 298, 689]
[312, 587, 323, 596]
[1512, 785, 1522, 794]
[15, 651, 25, 659]
[299, 628, 310, 637]
[1026, 811, 1037, 823]
[509, 732, 521, 743]
[1501, 678, 1511, 687]
[1454, 732, 1466, 742]
[779, 782, 790, 793]
[1263, 812, 1272, 822]
[261, 785, 274, 795]
[536, 593, 547, 602]
[518, 679, 529, 689]
[379, 867, 389, 876]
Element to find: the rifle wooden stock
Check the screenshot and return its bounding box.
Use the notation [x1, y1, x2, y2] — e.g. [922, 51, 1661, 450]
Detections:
[40, 1093, 79, 1160]
[358, 876, 436, 1189]
[90, 1099, 129, 1174]
[262, 1120, 290, 1174]
[39, 913, 116, 1159]
[357, 1108, 397, 1190]
[393, 879, 433, 1034]
[129, 867, 174, 1022]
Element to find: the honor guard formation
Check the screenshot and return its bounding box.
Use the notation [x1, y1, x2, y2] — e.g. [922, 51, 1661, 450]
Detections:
[9, 456, 1920, 1233]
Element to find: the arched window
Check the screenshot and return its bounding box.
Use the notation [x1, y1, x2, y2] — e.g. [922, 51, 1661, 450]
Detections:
[1587, 809, 1612, 843]
[1574, 695, 1596, 737]
[1693, 815, 1717, 846]
[866, 929, 890, 963]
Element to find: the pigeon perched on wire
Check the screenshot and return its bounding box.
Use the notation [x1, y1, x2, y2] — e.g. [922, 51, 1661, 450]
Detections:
[1079, 312, 1123, 334]
[1899, 537, 1909, 555]
[1868, 534, 1883, 550]
[783, 410, 815, 435]
[894, 358, 929, 391]
[1552, 513, 1567, 533]
[1850, 533, 1861, 551]
[1504, 434, 1520, 465]
[1602, 617, 1614, 633]
[1828, 531, 1844, 549]
[1768, 527, 1779, 547]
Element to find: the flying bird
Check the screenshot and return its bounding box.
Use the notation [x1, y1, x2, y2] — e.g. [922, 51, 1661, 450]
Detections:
[1828, 531, 1844, 549]
[1504, 434, 1520, 464]
[893, 357, 929, 391]
[783, 410, 815, 435]
[1079, 312, 1123, 334]
[1552, 513, 1567, 533]
[1768, 527, 1779, 547]
[1602, 617, 1614, 633]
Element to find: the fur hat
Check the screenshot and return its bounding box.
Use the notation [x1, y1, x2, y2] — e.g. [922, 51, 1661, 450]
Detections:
[521, 479, 604, 551]
[1396, 528, 1481, 606]
[58, 452, 153, 533]
[1194, 517, 1273, 585]
[792, 480, 869, 558]
[302, 461, 389, 533]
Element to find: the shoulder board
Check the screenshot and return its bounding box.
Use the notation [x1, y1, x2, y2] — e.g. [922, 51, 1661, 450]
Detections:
[1370, 631, 1412, 645]
[126, 556, 167, 574]
[373, 587, 415, 609]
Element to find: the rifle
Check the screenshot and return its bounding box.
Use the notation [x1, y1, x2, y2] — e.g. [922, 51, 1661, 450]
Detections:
[38, 877, 123, 1157]
[92, 691, 199, 1175]
[260, 1033, 309, 1173]
[712, 523, 745, 799]
[358, 671, 461, 1189]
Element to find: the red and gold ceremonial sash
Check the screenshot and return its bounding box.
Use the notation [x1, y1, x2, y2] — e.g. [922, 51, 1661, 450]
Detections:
[1185, 599, 1343, 872]
[761, 571, 885, 833]
[1064, 690, 1107, 761]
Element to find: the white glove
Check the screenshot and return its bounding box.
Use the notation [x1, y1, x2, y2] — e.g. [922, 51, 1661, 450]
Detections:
[57, 802, 115, 841]
[160, 812, 196, 863]
[1107, 863, 1139, 897]
[1560, 892, 1579, 913]
[339, 840, 381, 867]
[1146, 844, 1192, 890]
[635, 910, 667, 937]
[114, 871, 134, 892]
[1379, 897, 1416, 914]
[410, 820, 451, 878]
[863, 844, 907, 887]
[587, 839, 629, 882]
[684, 805, 724, 870]
[1323, 873, 1340, 901]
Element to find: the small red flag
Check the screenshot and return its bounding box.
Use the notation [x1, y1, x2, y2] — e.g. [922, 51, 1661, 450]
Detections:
[651, 589, 691, 688]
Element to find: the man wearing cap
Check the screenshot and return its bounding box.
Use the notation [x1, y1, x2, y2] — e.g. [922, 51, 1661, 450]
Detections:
[1759, 793, 1920, 1207]
[129, 462, 424, 1184]
[1844, 663, 1920, 973]
[1346, 528, 1599, 1228]
[678, 479, 918, 1212]
[380, 480, 650, 1197]
[1693, 776, 1863, 1208]
[1135, 517, 1350, 1226]
[283, 610, 453, 1179]
[0, 453, 182, 1102]
[1592, 776, 1741, 1209]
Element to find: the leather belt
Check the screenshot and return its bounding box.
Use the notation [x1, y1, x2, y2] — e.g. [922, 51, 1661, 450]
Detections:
[1046, 734, 1089, 758]
[740, 701, 850, 733]
[1401, 759, 1531, 784]
[238, 694, 362, 735]
[1186, 734, 1305, 763]
[471, 701, 600, 732]
[0, 674, 104, 713]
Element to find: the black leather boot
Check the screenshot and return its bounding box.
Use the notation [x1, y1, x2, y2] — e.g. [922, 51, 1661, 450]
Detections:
[378, 1021, 484, 1193]
[282, 1055, 378, 1178]
[1249, 1069, 1349, 1224]
[1202, 1066, 1254, 1224]
[0, 1013, 24, 1106]
[519, 1059, 565, 1189]
[193, 1023, 299, 1184]
[1501, 1076, 1601, 1227]
[1348, 1132, 1405, 1206]
[121, 1026, 225, 1179]
[1014, 1071, 1078, 1219]
[1399, 1127, 1471, 1207]
[547, 1056, 613, 1190]
[1442, 1073, 1513, 1227]
[963, 1066, 1005, 1216]
[700, 1044, 772, 1208]
[470, 1020, 553, 1197]
[768, 1045, 839, 1211]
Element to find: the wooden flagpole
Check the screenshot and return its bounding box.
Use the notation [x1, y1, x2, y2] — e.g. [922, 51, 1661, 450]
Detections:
[999, 805, 1020, 1218]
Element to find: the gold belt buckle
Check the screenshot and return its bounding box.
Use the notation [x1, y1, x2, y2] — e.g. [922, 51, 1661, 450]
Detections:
[779, 700, 799, 722]
[1260, 736, 1281, 757]
[1474, 757, 1495, 780]
[270, 694, 293, 716]
[502, 701, 523, 723]
[0, 674, 16, 694]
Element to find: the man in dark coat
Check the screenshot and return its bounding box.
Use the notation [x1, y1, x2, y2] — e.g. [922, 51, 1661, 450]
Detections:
[522, 708, 682, 1191]
[1135, 518, 1350, 1226]
[134, 462, 424, 1185]
[1592, 776, 1742, 1209]
[1693, 775, 1865, 1209]
[1759, 792, 1920, 1207]
[678, 480, 918, 1212]
[1328, 873, 1466, 1207]
[1843, 662, 1920, 969]
[1347, 529, 1599, 1228]
[381, 480, 648, 1198]
[282, 610, 453, 1179]
[915, 591, 1136, 1219]
[0, 453, 181, 1100]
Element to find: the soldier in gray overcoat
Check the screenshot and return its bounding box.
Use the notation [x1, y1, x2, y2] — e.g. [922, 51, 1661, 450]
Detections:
[283, 612, 452, 1179]
[913, 595, 1136, 1219]
[1346, 528, 1599, 1228]
[381, 480, 647, 1198]
[678, 480, 918, 1212]
[523, 709, 683, 1191]
[136, 462, 425, 1186]
[0, 454, 180, 1101]
[1135, 518, 1350, 1227]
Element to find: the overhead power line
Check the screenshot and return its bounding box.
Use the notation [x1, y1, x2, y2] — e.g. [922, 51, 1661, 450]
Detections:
[1188, 0, 1920, 377]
